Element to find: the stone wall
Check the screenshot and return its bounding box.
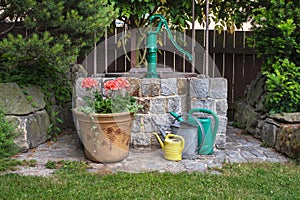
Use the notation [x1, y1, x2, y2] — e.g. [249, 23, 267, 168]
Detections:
[0, 83, 50, 152]
[74, 76, 228, 150]
[260, 114, 300, 161]
[235, 73, 300, 162]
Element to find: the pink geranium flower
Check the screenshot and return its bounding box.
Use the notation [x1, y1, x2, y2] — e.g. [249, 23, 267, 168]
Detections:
[104, 80, 118, 91]
[77, 77, 142, 114]
[115, 77, 130, 89]
[81, 77, 98, 89]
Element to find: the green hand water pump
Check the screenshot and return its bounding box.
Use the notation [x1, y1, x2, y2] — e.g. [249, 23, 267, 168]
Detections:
[146, 14, 193, 78]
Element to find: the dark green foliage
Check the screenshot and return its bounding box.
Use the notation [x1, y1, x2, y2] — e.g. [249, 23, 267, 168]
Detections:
[264, 59, 300, 113]
[0, 106, 18, 159]
[250, 1, 300, 113]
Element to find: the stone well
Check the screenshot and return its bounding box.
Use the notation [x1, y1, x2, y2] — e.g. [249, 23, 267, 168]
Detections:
[74, 76, 228, 150]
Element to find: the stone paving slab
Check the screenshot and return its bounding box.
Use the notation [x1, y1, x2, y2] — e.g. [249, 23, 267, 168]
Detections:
[8, 126, 288, 176]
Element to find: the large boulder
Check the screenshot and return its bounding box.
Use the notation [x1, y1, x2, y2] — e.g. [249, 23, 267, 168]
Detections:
[6, 110, 50, 152]
[0, 82, 50, 152]
[234, 72, 267, 136]
[0, 83, 45, 115]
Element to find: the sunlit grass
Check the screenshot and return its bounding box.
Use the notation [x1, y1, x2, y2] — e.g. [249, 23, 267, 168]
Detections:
[0, 160, 299, 199]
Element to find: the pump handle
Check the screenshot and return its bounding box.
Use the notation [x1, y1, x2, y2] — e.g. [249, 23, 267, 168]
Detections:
[149, 14, 193, 61]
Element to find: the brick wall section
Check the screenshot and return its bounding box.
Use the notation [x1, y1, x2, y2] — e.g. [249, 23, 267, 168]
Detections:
[74, 76, 228, 150]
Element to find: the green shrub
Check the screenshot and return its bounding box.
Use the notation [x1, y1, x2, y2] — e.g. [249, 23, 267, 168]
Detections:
[0, 106, 19, 159]
[0, 0, 118, 137]
[250, 0, 300, 113]
[264, 59, 300, 113]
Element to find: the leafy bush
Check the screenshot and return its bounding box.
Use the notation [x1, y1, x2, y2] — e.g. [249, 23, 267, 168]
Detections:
[250, 0, 300, 113]
[0, 0, 118, 136]
[0, 106, 19, 159]
[264, 59, 300, 113]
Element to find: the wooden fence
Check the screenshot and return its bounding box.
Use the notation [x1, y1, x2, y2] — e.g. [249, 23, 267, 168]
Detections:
[0, 22, 261, 106]
[82, 29, 262, 106]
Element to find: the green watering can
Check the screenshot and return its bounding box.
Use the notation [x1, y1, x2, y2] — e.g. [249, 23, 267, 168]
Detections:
[170, 108, 219, 155]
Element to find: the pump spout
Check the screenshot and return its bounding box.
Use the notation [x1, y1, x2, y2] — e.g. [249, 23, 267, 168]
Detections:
[146, 14, 193, 78]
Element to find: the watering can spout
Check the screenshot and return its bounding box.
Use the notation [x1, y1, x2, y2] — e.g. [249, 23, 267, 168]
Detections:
[153, 132, 164, 149]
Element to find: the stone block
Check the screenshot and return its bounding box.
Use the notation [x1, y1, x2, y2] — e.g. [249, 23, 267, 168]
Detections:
[132, 114, 144, 132]
[261, 118, 280, 147]
[215, 131, 226, 149]
[150, 97, 166, 114]
[191, 98, 216, 111]
[270, 112, 300, 123]
[209, 78, 227, 99]
[141, 78, 160, 97]
[145, 114, 171, 133]
[143, 115, 156, 133]
[177, 78, 188, 95]
[137, 98, 150, 114]
[166, 96, 181, 113]
[126, 77, 141, 97]
[7, 110, 50, 151]
[215, 99, 228, 117]
[189, 77, 209, 98]
[131, 132, 152, 149]
[161, 78, 177, 96]
[275, 123, 300, 159]
[180, 95, 188, 113]
[218, 116, 228, 134]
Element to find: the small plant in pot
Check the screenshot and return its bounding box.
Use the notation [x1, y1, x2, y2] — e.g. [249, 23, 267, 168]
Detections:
[74, 77, 143, 163]
[76, 77, 142, 115]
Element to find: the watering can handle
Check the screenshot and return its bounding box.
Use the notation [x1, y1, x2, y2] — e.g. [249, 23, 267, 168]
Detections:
[171, 113, 205, 151]
[188, 108, 220, 138]
[167, 134, 185, 151]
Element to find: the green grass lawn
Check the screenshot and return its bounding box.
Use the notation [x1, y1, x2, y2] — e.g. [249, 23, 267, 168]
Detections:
[0, 160, 299, 200]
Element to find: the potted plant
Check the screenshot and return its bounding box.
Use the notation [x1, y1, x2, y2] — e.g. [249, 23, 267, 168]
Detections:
[74, 77, 143, 163]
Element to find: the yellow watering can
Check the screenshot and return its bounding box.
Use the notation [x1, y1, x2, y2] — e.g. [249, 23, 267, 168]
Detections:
[153, 133, 185, 161]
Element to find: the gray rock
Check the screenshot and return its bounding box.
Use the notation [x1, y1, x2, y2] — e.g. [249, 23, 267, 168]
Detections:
[235, 103, 261, 134]
[23, 85, 45, 110]
[0, 83, 45, 115]
[6, 110, 50, 151]
[246, 73, 266, 108]
[261, 118, 280, 148]
[270, 113, 300, 123]
[275, 123, 300, 159]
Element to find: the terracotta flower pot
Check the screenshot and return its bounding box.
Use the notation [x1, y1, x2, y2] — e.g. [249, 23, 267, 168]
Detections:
[75, 111, 134, 163]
